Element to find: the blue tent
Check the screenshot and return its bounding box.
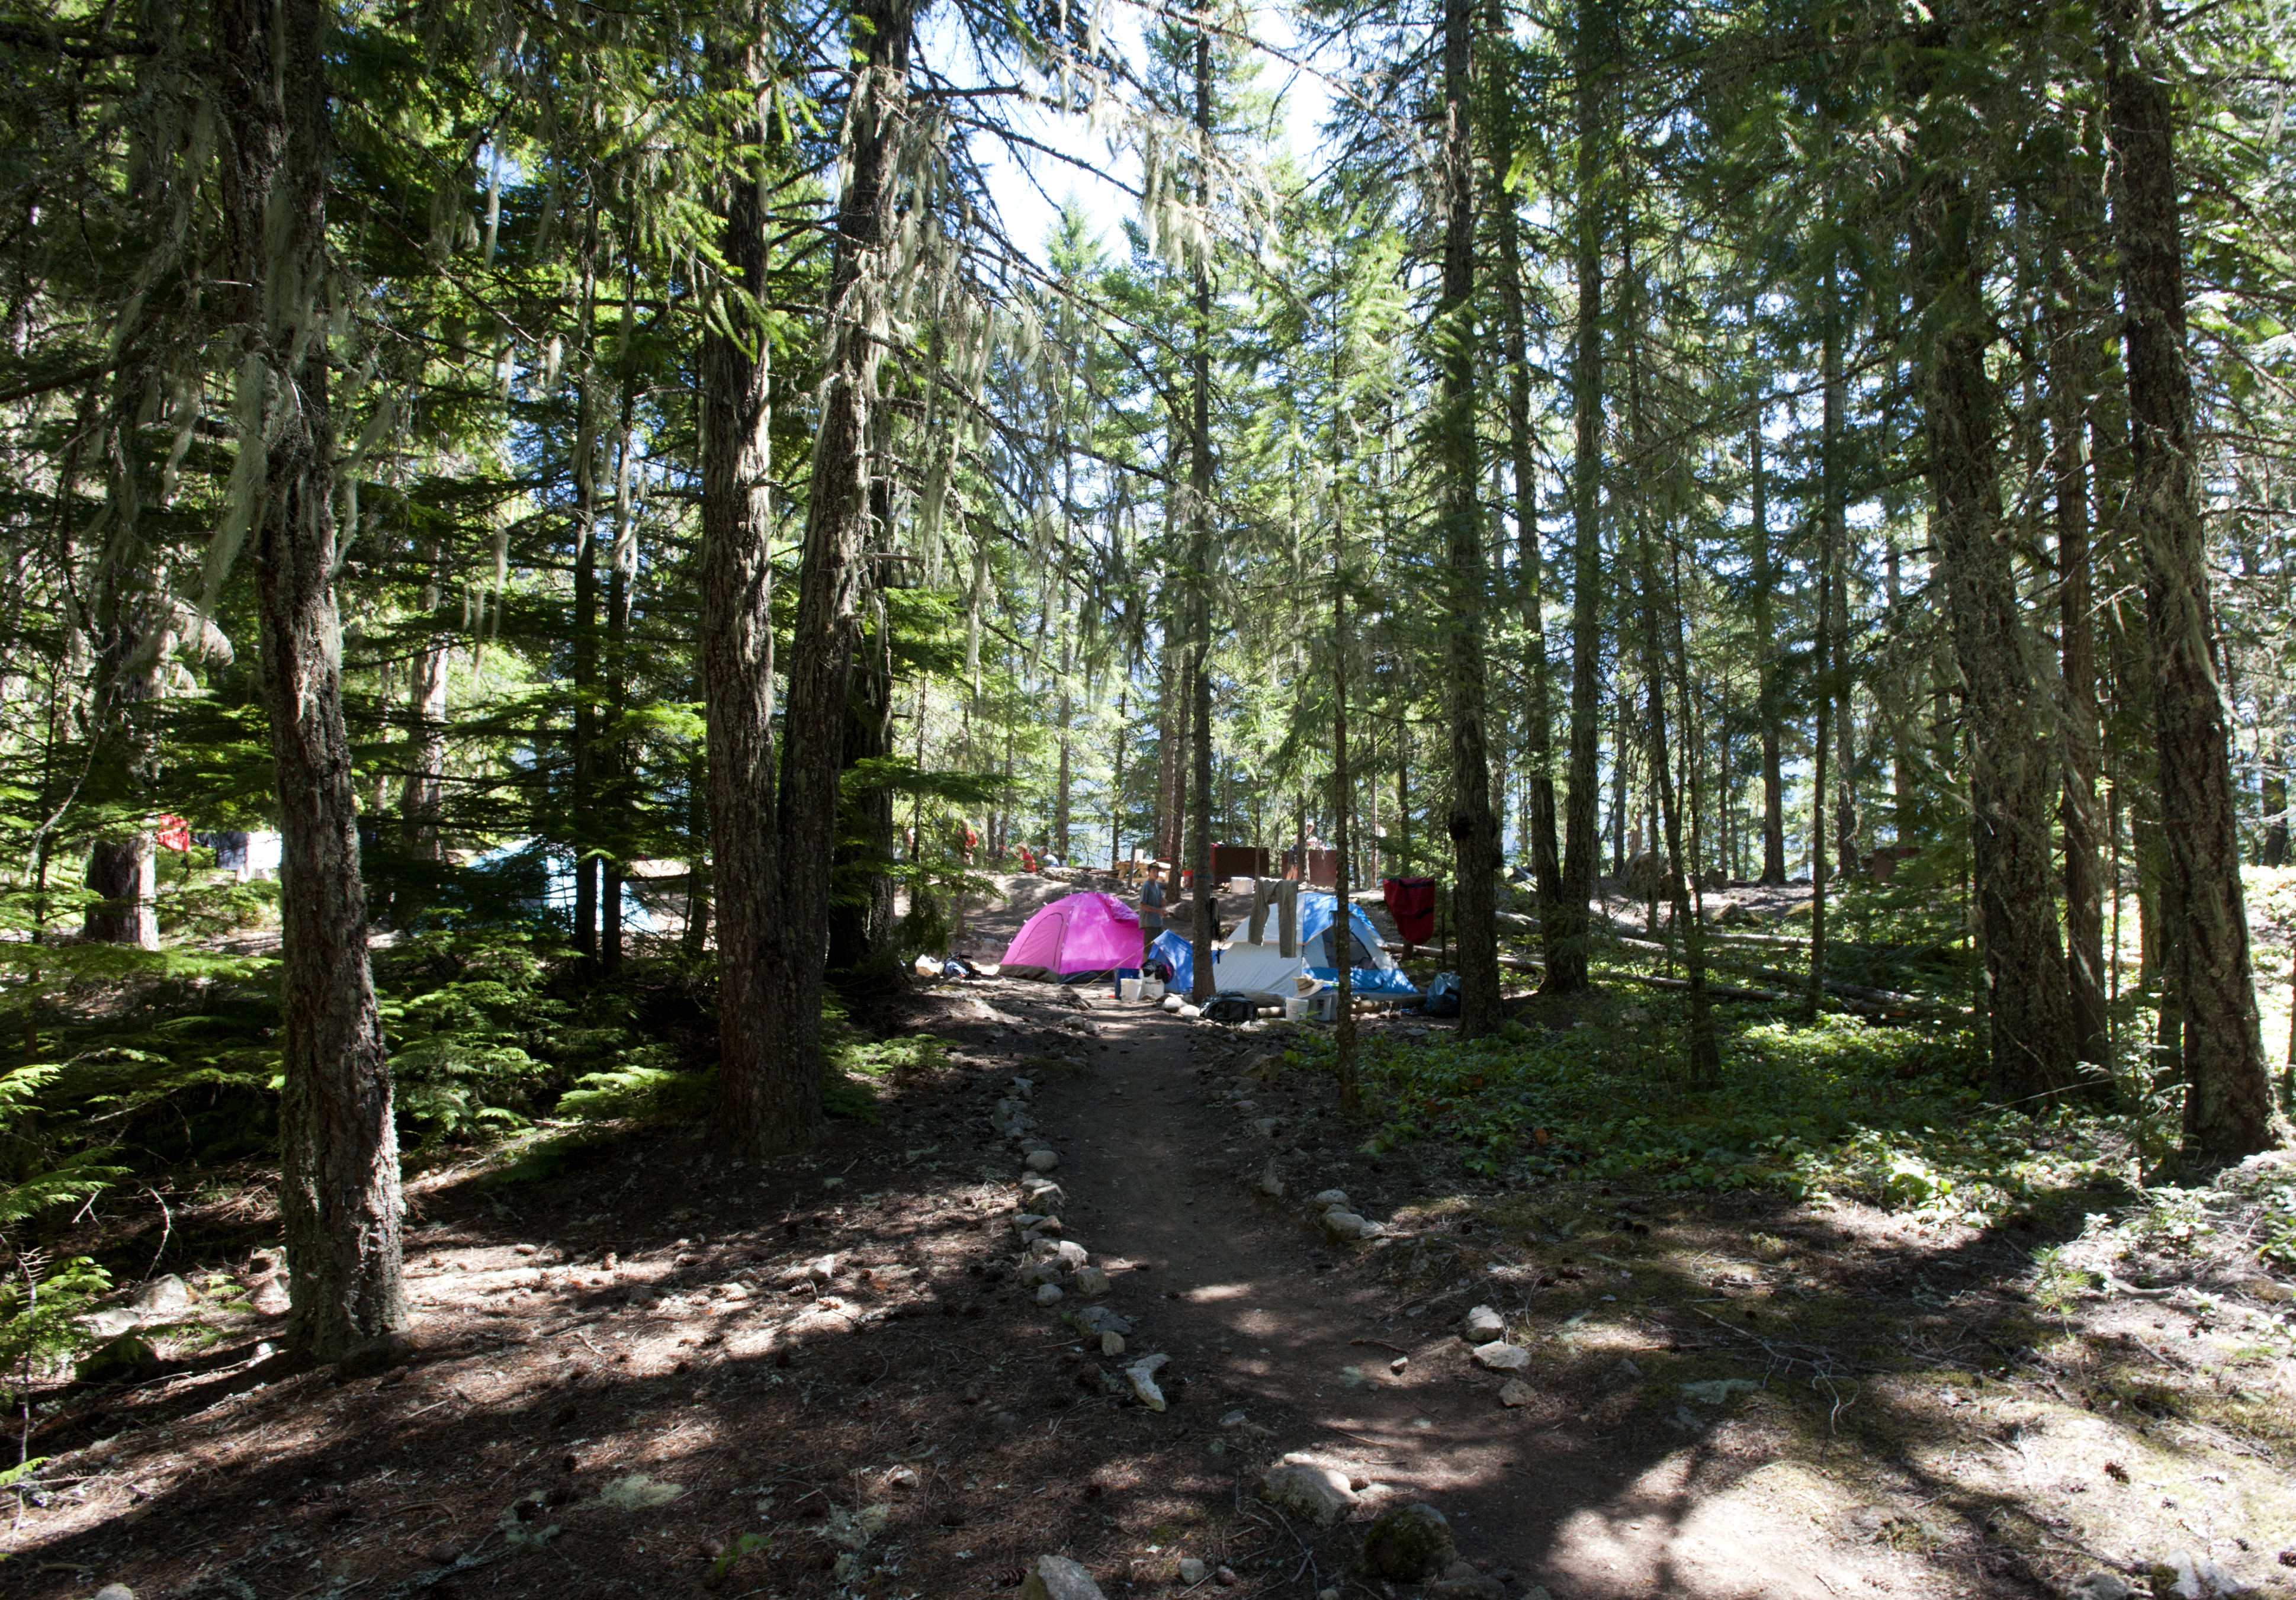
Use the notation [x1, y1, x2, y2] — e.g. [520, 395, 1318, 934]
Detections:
[1148, 892, 1420, 998]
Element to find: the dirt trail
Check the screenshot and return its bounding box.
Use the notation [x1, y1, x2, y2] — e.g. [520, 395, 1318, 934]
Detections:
[1029, 993, 1976, 1600]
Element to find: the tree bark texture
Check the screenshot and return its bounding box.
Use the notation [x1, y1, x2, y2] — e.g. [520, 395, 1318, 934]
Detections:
[2050, 165, 2110, 1066]
[1552, 0, 1607, 994]
[1482, 0, 1563, 962]
[216, 0, 404, 1358]
[2108, 2, 2279, 1158]
[717, 0, 917, 1152]
[701, 21, 790, 1150]
[1434, 0, 1501, 1034]
[1187, 24, 1218, 1002]
[1918, 175, 2082, 1104]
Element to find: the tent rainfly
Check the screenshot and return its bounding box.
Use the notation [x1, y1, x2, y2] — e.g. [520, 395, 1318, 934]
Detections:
[997, 891, 1143, 980]
[1148, 892, 1418, 998]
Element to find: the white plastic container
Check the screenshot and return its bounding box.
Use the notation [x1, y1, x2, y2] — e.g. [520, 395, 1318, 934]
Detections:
[1139, 979, 1165, 1001]
[1120, 977, 1144, 1000]
[1228, 876, 1254, 895]
[1283, 995, 1311, 1021]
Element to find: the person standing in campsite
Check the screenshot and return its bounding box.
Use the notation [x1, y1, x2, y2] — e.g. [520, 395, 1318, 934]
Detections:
[1138, 864, 1166, 963]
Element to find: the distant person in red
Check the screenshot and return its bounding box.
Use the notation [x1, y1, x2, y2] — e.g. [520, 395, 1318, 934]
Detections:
[1017, 843, 1036, 873]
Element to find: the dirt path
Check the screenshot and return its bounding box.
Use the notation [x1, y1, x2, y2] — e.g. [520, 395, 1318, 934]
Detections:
[1026, 995, 1997, 1600]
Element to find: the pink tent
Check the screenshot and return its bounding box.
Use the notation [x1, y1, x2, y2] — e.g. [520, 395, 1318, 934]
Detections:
[999, 892, 1142, 978]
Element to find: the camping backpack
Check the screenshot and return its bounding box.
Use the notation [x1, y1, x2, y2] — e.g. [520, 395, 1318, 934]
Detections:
[1201, 990, 1258, 1024]
[1422, 971, 1463, 1019]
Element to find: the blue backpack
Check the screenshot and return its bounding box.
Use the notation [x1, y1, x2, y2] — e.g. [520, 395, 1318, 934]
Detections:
[1422, 972, 1462, 1018]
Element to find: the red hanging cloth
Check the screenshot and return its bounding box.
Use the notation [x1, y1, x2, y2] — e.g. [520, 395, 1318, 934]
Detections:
[1382, 876, 1437, 945]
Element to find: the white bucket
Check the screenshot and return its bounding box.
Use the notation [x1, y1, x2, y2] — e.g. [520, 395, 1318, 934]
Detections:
[1228, 876, 1254, 895]
[1119, 978, 1144, 1001]
[1283, 995, 1311, 1021]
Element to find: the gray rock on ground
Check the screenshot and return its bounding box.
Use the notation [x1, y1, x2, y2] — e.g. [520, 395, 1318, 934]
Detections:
[1498, 1378, 1534, 1407]
[1025, 1149, 1061, 1172]
[1255, 1164, 1285, 1198]
[1125, 1352, 1171, 1411]
[1309, 1188, 1351, 1210]
[1471, 1339, 1531, 1373]
[91, 1585, 136, 1600]
[248, 1275, 290, 1316]
[1073, 1266, 1110, 1296]
[1177, 1557, 1208, 1583]
[1100, 1330, 1126, 1355]
[78, 1309, 139, 1340]
[1016, 1554, 1106, 1600]
[1462, 1304, 1504, 1341]
[1035, 1283, 1064, 1306]
[132, 1275, 190, 1313]
[1258, 1462, 1358, 1527]
[1069, 1305, 1132, 1339]
[1428, 1561, 1507, 1600]
[1320, 1210, 1369, 1242]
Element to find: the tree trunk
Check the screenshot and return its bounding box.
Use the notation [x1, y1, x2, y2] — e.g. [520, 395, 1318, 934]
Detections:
[721, 0, 917, 1152]
[602, 385, 637, 976]
[2051, 169, 2109, 1066]
[1750, 371, 1787, 885]
[1482, 0, 1562, 966]
[701, 17, 790, 1151]
[2109, 0, 2279, 1158]
[571, 294, 601, 968]
[1433, 0, 1500, 1033]
[1551, 0, 1607, 995]
[80, 369, 161, 950]
[1187, 24, 1218, 1002]
[1918, 172, 2081, 1104]
[217, 0, 404, 1358]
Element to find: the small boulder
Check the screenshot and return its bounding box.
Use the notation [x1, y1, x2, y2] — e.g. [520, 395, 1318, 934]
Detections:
[131, 1275, 191, 1314]
[1017, 1553, 1106, 1600]
[1073, 1266, 1110, 1296]
[335, 1331, 424, 1383]
[1100, 1330, 1126, 1356]
[1309, 1188, 1352, 1210]
[1429, 1569, 1507, 1600]
[1258, 1463, 1357, 1527]
[1462, 1304, 1504, 1341]
[1255, 1165, 1285, 1199]
[1321, 1210, 1369, 1242]
[1471, 1340, 1530, 1373]
[1250, 1119, 1282, 1139]
[1177, 1557, 1208, 1583]
[92, 1586, 136, 1600]
[1035, 1283, 1065, 1306]
[805, 1254, 839, 1283]
[1125, 1352, 1171, 1411]
[1025, 1149, 1061, 1173]
[1069, 1305, 1133, 1339]
[248, 1275, 290, 1317]
[1497, 1378, 1534, 1408]
[1360, 1502, 1456, 1580]
[78, 1309, 139, 1340]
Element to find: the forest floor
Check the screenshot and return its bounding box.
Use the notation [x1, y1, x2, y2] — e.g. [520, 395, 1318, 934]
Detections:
[6, 875, 2296, 1600]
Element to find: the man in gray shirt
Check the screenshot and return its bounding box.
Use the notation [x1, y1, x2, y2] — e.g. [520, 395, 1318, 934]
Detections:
[1138, 865, 1165, 964]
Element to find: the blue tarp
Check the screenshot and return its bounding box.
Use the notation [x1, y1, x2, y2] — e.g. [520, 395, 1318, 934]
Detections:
[1147, 892, 1421, 1000]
